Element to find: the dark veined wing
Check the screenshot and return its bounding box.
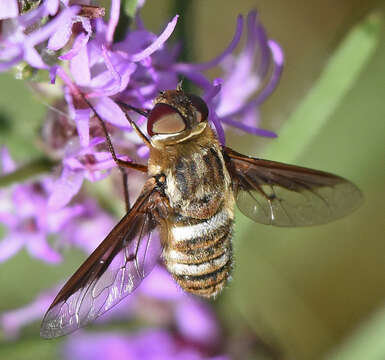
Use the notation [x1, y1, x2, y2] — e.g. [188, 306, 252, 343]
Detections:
[224, 147, 363, 227]
[40, 180, 169, 338]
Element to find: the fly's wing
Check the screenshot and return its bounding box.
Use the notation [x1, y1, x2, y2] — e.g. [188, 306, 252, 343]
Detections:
[40, 182, 169, 338]
[224, 147, 363, 227]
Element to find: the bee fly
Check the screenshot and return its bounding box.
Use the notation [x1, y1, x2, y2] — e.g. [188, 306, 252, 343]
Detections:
[41, 88, 362, 338]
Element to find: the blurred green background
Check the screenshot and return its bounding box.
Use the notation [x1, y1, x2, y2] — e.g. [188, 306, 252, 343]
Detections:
[0, 1, 384, 359]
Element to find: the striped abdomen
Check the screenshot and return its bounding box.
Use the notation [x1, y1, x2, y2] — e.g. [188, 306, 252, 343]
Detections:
[163, 206, 233, 298]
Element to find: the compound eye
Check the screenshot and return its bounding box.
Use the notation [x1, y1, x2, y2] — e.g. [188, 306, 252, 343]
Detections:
[147, 103, 186, 137]
[186, 94, 209, 122]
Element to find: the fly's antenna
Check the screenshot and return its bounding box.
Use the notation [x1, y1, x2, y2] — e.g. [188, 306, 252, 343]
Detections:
[115, 102, 150, 118]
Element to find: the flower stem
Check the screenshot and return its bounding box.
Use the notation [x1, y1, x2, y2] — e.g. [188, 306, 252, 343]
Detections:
[171, 0, 196, 92]
[0, 157, 56, 188]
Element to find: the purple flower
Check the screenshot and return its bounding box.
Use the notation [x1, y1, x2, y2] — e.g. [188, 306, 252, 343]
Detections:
[0, 287, 58, 339]
[174, 11, 283, 142]
[53, 11, 180, 148]
[0, 2, 80, 71]
[47, 136, 131, 209]
[62, 330, 229, 360]
[0, 0, 19, 20]
[0, 148, 83, 263]
[213, 11, 283, 138]
[59, 199, 116, 254]
[1, 3, 283, 211]
[0, 265, 221, 349]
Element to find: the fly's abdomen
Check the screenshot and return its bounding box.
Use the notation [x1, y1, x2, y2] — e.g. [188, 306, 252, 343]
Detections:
[163, 207, 233, 298]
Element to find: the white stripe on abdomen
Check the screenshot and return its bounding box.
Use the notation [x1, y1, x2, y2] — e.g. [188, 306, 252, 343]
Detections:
[166, 251, 229, 276]
[171, 208, 229, 242]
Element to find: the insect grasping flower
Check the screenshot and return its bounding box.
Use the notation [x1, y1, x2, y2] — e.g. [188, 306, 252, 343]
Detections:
[1, 1, 284, 217]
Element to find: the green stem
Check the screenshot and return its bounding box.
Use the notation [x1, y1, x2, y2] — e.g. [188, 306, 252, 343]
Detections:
[171, 0, 196, 92]
[0, 157, 56, 188]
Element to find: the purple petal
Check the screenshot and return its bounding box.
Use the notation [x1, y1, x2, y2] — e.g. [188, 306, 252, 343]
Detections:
[49, 65, 58, 83]
[209, 109, 226, 144]
[0, 0, 18, 20]
[1, 147, 16, 173]
[130, 15, 179, 62]
[175, 68, 213, 91]
[175, 298, 220, 347]
[18, 3, 46, 27]
[270, 40, 284, 66]
[203, 79, 222, 102]
[91, 152, 118, 167]
[106, 0, 121, 46]
[27, 6, 80, 46]
[0, 212, 17, 228]
[26, 233, 62, 263]
[202, 81, 226, 144]
[48, 167, 84, 210]
[46, 0, 60, 15]
[253, 40, 284, 106]
[63, 330, 228, 360]
[140, 266, 182, 301]
[12, 186, 37, 217]
[63, 157, 84, 170]
[90, 97, 129, 128]
[252, 13, 271, 80]
[0, 45, 24, 71]
[47, 204, 84, 233]
[242, 105, 261, 128]
[23, 46, 47, 69]
[87, 47, 136, 97]
[137, 0, 146, 8]
[176, 15, 243, 72]
[0, 235, 24, 262]
[113, 29, 155, 55]
[83, 168, 111, 182]
[74, 108, 91, 147]
[63, 331, 173, 360]
[58, 17, 91, 59]
[56, 66, 79, 94]
[70, 44, 91, 86]
[78, 152, 119, 173]
[66, 211, 115, 254]
[221, 116, 277, 138]
[63, 333, 132, 360]
[59, 31, 89, 60]
[47, 19, 74, 51]
[136, 144, 149, 158]
[1, 288, 56, 339]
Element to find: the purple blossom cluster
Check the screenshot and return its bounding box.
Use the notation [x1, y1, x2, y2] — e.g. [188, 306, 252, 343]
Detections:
[2, 265, 228, 359]
[0, 0, 283, 358]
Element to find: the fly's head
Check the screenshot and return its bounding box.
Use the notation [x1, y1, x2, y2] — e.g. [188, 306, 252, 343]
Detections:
[147, 89, 209, 148]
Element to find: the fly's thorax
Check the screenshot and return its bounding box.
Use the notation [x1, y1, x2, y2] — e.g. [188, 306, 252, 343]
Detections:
[148, 126, 233, 219]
